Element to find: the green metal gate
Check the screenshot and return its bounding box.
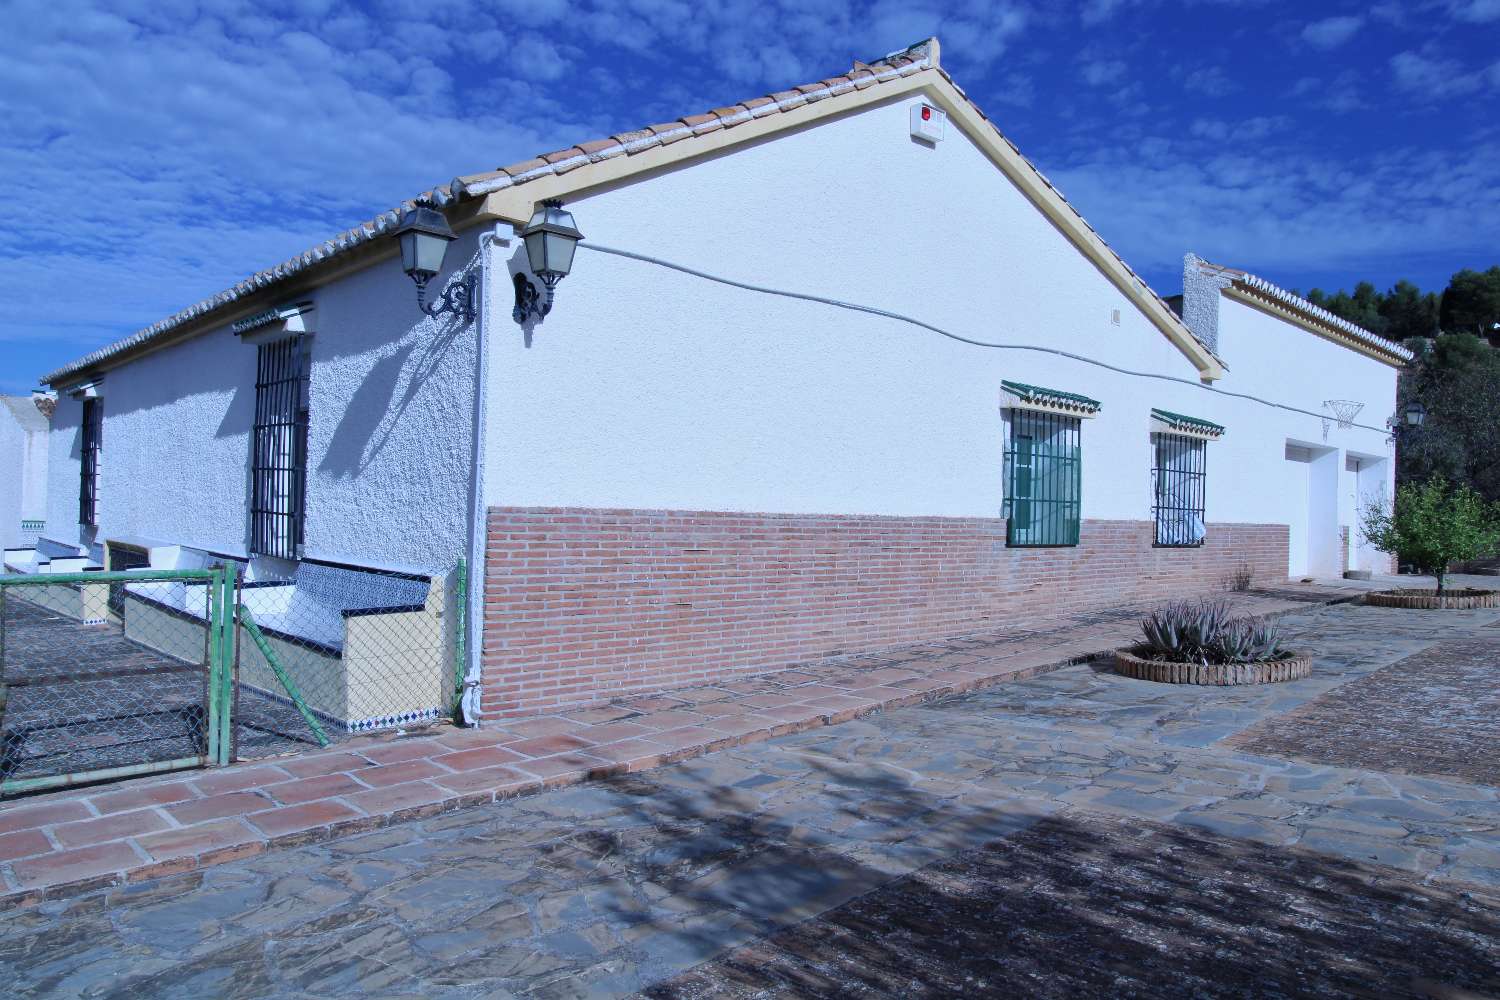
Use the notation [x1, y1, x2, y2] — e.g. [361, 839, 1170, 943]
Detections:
[0, 565, 236, 796]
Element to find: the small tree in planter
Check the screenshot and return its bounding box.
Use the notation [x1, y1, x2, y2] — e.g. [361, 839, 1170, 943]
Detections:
[1359, 478, 1500, 597]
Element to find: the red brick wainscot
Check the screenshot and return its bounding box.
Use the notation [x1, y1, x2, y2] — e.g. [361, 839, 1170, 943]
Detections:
[480, 508, 1290, 720]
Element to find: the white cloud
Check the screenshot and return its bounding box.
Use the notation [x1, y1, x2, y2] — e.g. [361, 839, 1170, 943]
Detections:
[1300, 15, 1363, 49]
[1449, 0, 1500, 22]
[1287, 70, 1366, 113]
[1048, 133, 1500, 286]
[1181, 65, 1238, 97]
[1080, 59, 1129, 87]
[1390, 49, 1485, 99]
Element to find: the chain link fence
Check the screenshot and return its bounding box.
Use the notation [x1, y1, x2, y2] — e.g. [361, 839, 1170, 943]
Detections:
[0, 569, 227, 795]
[1, 559, 467, 797]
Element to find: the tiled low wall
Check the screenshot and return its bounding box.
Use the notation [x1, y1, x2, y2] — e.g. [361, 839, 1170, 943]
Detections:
[480, 507, 1289, 720]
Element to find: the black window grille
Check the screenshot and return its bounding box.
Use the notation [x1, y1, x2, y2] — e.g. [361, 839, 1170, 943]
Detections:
[250, 336, 310, 559]
[1003, 409, 1081, 547]
[1152, 433, 1207, 546]
[79, 398, 102, 526]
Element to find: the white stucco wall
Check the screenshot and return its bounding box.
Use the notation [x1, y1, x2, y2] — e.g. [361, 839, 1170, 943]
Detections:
[0, 407, 25, 547]
[481, 92, 1402, 565]
[1, 397, 49, 547]
[43, 234, 481, 575]
[1213, 296, 1397, 576]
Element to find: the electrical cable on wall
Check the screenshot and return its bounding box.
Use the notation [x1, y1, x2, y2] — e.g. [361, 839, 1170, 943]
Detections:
[580, 243, 1392, 435]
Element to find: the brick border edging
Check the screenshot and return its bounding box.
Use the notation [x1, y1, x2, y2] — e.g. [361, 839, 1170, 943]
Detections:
[1113, 648, 1313, 685]
[0, 591, 1357, 910]
[1364, 589, 1500, 610]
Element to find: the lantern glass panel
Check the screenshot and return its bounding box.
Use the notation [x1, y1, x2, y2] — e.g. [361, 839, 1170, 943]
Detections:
[524, 229, 549, 274]
[544, 229, 577, 275]
[416, 231, 450, 277]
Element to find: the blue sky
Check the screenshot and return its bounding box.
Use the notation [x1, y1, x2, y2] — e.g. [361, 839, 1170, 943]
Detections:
[2, 0, 1499, 394]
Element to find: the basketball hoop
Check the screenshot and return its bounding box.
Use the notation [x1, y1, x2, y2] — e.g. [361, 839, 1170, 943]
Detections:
[1321, 399, 1363, 441]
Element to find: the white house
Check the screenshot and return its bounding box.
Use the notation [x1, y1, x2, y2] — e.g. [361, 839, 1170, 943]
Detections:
[28, 38, 1408, 728]
[0, 394, 50, 549]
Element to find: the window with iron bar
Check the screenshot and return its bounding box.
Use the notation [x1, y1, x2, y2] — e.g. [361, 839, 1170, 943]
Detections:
[79, 398, 102, 526]
[1003, 408, 1081, 547]
[1152, 432, 1207, 546]
[250, 336, 311, 559]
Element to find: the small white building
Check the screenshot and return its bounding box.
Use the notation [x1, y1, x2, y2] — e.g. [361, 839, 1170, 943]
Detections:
[0, 394, 50, 549]
[30, 39, 1409, 725]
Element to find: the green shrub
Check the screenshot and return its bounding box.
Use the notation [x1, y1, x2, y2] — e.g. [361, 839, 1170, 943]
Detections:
[1139, 599, 1288, 665]
[1360, 478, 1500, 594]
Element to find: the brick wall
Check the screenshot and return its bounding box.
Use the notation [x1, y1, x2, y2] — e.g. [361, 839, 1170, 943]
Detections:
[481, 507, 1289, 720]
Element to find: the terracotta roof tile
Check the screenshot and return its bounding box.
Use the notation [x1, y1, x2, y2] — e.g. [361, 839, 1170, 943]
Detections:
[503, 157, 548, 177]
[577, 138, 619, 156]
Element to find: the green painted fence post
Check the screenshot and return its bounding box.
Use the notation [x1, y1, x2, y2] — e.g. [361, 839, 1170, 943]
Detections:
[453, 558, 467, 722]
[205, 565, 222, 766]
[217, 566, 235, 765]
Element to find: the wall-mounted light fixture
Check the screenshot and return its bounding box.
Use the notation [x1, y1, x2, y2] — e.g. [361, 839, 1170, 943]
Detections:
[513, 199, 583, 323]
[1403, 400, 1426, 427]
[391, 202, 478, 323]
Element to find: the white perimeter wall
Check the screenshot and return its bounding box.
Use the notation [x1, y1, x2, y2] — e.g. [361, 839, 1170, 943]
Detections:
[1215, 297, 1396, 576]
[482, 92, 1400, 566]
[44, 234, 481, 574]
[0, 402, 48, 547]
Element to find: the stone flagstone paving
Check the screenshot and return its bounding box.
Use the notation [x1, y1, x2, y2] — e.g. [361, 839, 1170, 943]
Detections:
[0, 598, 1497, 996]
[0, 586, 1347, 902]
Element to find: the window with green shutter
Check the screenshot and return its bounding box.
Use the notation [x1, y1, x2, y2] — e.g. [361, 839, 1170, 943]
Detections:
[1004, 408, 1081, 546]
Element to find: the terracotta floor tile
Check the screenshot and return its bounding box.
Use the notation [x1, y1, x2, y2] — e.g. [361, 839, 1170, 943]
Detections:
[52, 809, 170, 849]
[264, 772, 370, 806]
[509, 752, 618, 781]
[88, 782, 199, 816]
[351, 758, 451, 787]
[245, 799, 361, 838]
[138, 818, 262, 862]
[359, 741, 446, 765]
[0, 829, 53, 863]
[167, 791, 277, 826]
[276, 753, 374, 780]
[430, 765, 534, 795]
[12, 840, 140, 888]
[432, 746, 530, 771]
[344, 780, 451, 816]
[499, 716, 591, 739]
[0, 799, 94, 835]
[188, 765, 293, 797]
[504, 733, 598, 757]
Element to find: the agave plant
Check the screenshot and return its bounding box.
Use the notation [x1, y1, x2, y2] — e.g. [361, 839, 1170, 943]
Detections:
[1138, 599, 1285, 665]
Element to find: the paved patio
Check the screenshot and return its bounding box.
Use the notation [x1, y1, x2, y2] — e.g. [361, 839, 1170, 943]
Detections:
[0, 594, 1497, 997]
[0, 584, 1349, 901]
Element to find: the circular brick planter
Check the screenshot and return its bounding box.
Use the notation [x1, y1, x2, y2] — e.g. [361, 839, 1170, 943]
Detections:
[1113, 648, 1312, 685]
[1364, 588, 1499, 610]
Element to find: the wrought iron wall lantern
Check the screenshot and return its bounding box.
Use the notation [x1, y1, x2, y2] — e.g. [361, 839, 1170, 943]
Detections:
[391, 202, 478, 323]
[513, 199, 583, 323]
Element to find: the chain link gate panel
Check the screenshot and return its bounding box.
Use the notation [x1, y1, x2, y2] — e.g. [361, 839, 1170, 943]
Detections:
[0, 567, 233, 797]
[2, 560, 468, 794]
[225, 562, 462, 758]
